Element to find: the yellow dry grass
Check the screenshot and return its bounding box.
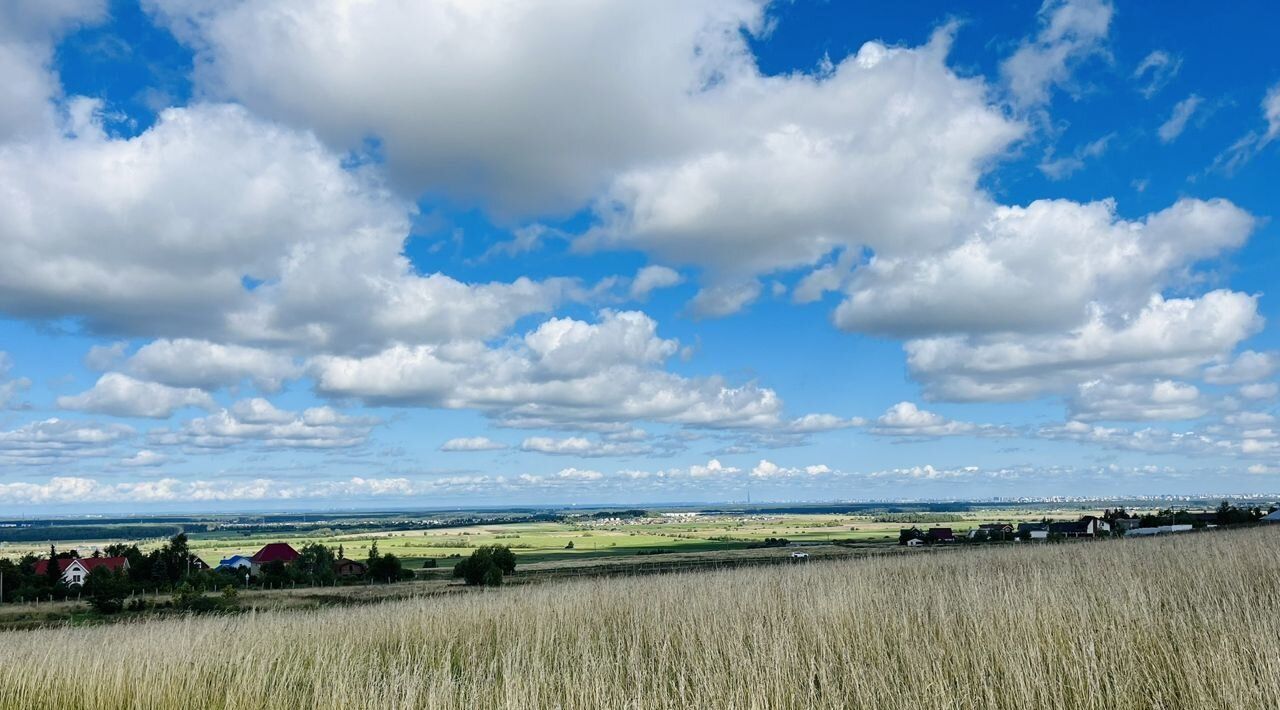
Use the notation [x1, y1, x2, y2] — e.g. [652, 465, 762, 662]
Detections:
[1, 527, 1277, 709]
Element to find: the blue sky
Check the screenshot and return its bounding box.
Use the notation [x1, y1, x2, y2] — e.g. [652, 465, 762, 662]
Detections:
[1, 0, 1278, 512]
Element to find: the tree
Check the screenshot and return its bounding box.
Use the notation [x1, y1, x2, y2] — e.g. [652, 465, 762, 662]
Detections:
[259, 560, 291, 587]
[44, 544, 62, 589]
[295, 543, 337, 585]
[1102, 508, 1130, 525]
[84, 567, 128, 614]
[452, 545, 517, 586]
[150, 533, 194, 585]
[367, 552, 407, 583]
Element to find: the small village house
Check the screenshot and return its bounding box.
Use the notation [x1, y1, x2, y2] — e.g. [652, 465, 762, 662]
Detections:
[249, 542, 300, 575]
[1017, 522, 1049, 540]
[335, 558, 367, 577]
[1048, 515, 1111, 538]
[34, 556, 129, 587]
[925, 527, 955, 543]
[969, 523, 1014, 540]
[217, 554, 253, 571]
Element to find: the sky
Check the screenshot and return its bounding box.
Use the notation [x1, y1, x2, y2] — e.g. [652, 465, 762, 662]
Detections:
[0, 0, 1278, 513]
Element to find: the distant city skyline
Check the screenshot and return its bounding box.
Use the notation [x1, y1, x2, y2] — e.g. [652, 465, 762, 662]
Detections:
[1, 0, 1278, 511]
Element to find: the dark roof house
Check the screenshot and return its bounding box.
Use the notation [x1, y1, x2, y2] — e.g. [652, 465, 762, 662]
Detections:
[1049, 517, 1109, 537]
[251, 542, 301, 565]
[1048, 521, 1091, 537]
[925, 527, 955, 542]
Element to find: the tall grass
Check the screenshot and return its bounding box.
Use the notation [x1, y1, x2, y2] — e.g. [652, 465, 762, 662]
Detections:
[1, 528, 1278, 709]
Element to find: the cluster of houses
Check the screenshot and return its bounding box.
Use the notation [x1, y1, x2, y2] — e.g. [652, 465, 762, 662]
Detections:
[904, 509, 1280, 546]
[217, 542, 368, 578]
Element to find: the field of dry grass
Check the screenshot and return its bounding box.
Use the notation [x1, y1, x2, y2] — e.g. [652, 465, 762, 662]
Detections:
[0, 527, 1277, 709]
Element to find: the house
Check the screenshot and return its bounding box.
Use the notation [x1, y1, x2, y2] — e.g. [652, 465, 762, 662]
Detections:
[218, 554, 254, 571]
[1262, 509, 1280, 524]
[1016, 523, 1049, 540]
[1081, 515, 1111, 533]
[34, 556, 129, 587]
[972, 523, 1014, 540]
[1048, 521, 1092, 537]
[1048, 516, 1111, 538]
[189, 556, 210, 571]
[335, 558, 367, 577]
[925, 527, 955, 543]
[250, 542, 300, 574]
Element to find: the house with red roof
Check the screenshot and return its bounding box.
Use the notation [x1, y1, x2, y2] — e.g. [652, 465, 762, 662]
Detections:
[34, 556, 129, 587]
[250, 542, 300, 574]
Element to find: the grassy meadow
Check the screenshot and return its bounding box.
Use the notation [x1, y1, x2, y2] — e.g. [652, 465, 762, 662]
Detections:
[1, 525, 1276, 709]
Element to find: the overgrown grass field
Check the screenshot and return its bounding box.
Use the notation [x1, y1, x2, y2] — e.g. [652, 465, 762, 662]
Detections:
[1, 526, 1276, 708]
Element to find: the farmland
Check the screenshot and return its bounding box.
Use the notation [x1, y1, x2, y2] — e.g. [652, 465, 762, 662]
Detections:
[0, 525, 1277, 709]
[0, 504, 1113, 571]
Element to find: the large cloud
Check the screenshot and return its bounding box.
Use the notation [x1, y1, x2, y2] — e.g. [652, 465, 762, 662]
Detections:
[905, 290, 1263, 402]
[149, 398, 375, 449]
[582, 28, 1022, 295]
[311, 310, 790, 431]
[123, 339, 301, 392]
[835, 198, 1255, 337]
[146, 0, 770, 216]
[1068, 379, 1207, 422]
[0, 102, 576, 351]
[0, 418, 134, 466]
[57, 373, 216, 419]
[149, 2, 1024, 303]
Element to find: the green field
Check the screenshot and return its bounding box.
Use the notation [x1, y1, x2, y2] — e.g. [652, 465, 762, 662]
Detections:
[1, 507, 1112, 570]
